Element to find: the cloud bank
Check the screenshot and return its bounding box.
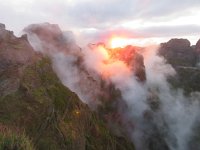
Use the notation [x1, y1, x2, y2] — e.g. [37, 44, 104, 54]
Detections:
[1, 0, 200, 45]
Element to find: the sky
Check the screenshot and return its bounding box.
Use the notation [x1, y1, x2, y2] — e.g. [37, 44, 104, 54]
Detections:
[0, 0, 200, 46]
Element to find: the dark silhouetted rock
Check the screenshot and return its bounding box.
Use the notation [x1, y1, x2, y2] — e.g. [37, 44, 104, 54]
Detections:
[195, 39, 200, 53]
[0, 24, 40, 97]
[24, 23, 80, 55]
[167, 38, 191, 48]
[159, 38, 200, 93]
[0, 23, 5, 29]
[109, 45, 146, 81]
[195, 39, 200, 64]
[158, 39, 197, 67]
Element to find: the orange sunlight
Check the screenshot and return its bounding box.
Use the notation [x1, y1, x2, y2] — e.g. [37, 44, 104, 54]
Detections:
[92, 42, 132, 79]
[109, 36, 130, 48]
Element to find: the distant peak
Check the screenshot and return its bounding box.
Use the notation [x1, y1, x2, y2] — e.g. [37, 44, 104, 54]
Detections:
[0, 23, 5, 30]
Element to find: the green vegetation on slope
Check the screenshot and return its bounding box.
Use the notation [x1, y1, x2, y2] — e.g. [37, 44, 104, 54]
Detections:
[0, 57, 134, 150]
[0, 124, 35, 150]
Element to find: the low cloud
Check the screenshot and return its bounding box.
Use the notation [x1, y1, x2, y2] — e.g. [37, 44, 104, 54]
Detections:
[77, 24, 200, 46]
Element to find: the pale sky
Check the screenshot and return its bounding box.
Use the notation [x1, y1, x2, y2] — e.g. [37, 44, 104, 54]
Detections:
[0, 0, 200, 46]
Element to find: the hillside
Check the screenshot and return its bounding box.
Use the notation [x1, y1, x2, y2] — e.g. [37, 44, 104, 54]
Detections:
[0, 24, 135, 150]
[1, 23, 200, 150]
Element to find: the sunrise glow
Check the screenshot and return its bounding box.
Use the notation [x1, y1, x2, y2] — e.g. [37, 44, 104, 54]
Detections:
[109, 37, 130, 48]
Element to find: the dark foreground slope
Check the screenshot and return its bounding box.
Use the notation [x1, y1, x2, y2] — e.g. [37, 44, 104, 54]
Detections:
[0, 24, 135, 150]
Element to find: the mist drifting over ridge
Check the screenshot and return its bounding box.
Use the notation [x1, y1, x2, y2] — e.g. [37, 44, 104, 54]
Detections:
[21, 22, 200, 150]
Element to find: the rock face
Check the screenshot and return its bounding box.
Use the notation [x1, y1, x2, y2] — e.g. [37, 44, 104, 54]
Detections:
[158, 39, 197, 67]
[0, 24, 40, 98]
[0, 24, 135, 150]
[110, 45, 146, 81]
[23, 23, 80, 54]
[195, 39, 200, 64]
[158, 38, 200, 93]
[0, 23, 5, 29]
[196, 39, 200, 54]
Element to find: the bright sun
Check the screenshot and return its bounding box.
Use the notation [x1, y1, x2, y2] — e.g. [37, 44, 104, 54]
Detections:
[109, 37, 130, 49]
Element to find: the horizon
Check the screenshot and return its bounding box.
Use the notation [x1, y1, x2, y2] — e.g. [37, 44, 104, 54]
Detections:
[0, 0, 200, 46]
[1, 22, 200, 48]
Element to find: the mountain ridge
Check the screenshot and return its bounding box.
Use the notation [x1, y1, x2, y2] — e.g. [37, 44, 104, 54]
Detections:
[0, 23, 135, 150]
[1, 22, 200, 150]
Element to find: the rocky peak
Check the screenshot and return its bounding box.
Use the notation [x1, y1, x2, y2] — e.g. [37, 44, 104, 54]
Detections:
[110, 45, 146, 81]
[0, 23, 14, 43]
[0, 23, 41, 97]
[195, 39, 200, 53]
[24, 23, 64, 49]
[0, 23, 5, 29]
[24, 23, 63, 41]
[164, 38, 191, 48]
[24, 23, 80, 54]
[158, 38, 200, 93]
[158, 38, 197, 67]
[0, 23, 39, 65]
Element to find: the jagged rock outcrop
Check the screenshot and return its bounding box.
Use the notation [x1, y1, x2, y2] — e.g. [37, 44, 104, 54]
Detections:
[158, 39, 197, 67]
[124, 45, 146, 81]
[23, 23, 80, 55]
[109, 45, 146, 81]
[195, 39, 200, 65]
[0, 24, 41, 98]
[195, 39, 200, 54]
[0, 23, 5, 29]
[158, 38, 200, 93]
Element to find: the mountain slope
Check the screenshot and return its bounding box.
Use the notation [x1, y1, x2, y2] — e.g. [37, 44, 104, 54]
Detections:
[0, 24, 135, 150]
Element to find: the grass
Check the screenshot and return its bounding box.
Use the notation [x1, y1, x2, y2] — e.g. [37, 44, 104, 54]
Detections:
[0, 124, 35, 150]
[0, 57, 135, 150]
